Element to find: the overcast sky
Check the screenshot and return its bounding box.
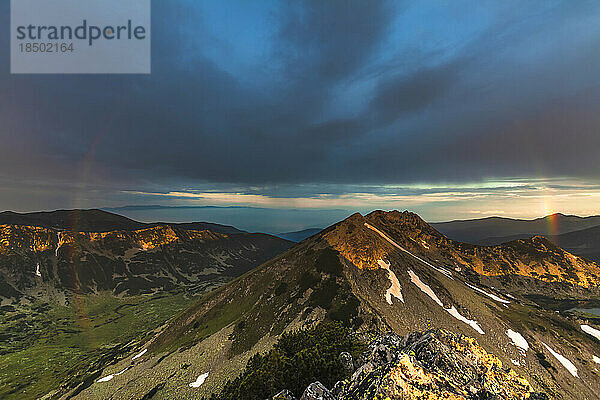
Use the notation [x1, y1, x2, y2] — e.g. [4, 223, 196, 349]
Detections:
[2, 1, 600, 230]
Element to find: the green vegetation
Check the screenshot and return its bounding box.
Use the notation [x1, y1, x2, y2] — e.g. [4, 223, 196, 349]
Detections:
[274, 282, 288, 296]
[309, 278, 339, 309]
[327, 294, 361, 326]
[229, 248, 361, 355]
[316, 248, 343, 276]
[150, 247, 360, 368]
[298, 270, 321, 291]
[210, 321, 364, 400]
[0, 291, 194, 400]
[151, 280, 263, 355]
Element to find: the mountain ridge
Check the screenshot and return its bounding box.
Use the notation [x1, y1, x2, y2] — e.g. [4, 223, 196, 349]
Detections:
[433, 213, 600, 245]
[71, 210, 600, 400]
[323, 211, 600, 290]
[0, 209, 245, 234]
[548, 225, 600, 263]
[0, 218, 291, 302]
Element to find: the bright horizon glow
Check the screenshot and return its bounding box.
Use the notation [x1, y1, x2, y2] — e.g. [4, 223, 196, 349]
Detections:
[117, 177, 600, 223]
[4, 176, 599, 232]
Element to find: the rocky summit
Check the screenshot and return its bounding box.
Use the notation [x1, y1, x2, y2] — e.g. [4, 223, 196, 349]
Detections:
[274, 329, 549, 400]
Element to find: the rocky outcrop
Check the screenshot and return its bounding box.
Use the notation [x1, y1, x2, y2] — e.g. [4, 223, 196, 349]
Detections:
[272, 390, 296, 400]
[300, 382, 335, 400]
[273, 329, 548, 400]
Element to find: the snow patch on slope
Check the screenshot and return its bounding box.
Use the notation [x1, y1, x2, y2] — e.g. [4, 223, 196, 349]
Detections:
[593, 355, 600, 364]
[97, 374, 114, 383]
[465, 282, 510, 304]
[378, 259, 404, 304]
[55, 232, 62, 257]
[132, 348, 147, 360]
[506, 329, 529, 351]
[581, 324, 600, 341]
[408, 270, 443, 306]
[364, 223, 453, 279]
[96, 367, 131, 384]
[446, 306, 485, 335]
[35, 263, 41, 277]
[408, 270, 484, 334]
[542, 342, 578, 378]
[189, 372, 209, 388]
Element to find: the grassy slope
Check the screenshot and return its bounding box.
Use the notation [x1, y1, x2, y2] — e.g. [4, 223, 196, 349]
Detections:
[149, 247, 363, 359]
[0, 291, 194, 400]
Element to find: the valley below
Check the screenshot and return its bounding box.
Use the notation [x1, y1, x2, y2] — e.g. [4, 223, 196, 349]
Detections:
[0, 290, 194, 400]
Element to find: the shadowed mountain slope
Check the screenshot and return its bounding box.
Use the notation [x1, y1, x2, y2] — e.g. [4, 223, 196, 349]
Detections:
[548, 225, 600, 264]
[276, 228, 323, 242]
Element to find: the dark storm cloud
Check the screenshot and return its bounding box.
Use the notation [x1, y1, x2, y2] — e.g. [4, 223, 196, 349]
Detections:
[369, 61, 463, 125]
[1, 0, 600, 211]
[278, 0, 394, 81]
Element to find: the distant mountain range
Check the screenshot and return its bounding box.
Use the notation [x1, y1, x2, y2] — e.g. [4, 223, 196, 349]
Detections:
[276, 228, 323, 242]
[0, 209, 244, 234]
[432, 213, 600, 262]
[101, 204, 353, 235]
[75, 210, 600, 400]
[432, 213, 600, 243]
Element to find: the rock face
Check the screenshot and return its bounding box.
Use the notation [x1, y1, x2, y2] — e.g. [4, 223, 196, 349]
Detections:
[278, 329, 548, 400]
[339, 352, 354, 372]
[300, 382, 335, 400]
[337, 329, 547, 400]
[272, 390, 296, 400]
